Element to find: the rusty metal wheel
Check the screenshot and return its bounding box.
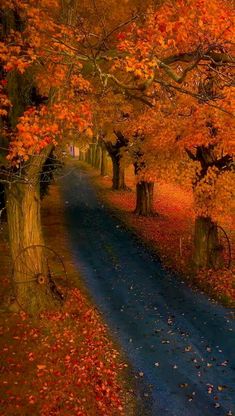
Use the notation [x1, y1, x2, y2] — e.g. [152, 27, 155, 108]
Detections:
[207, 225, 231, 270]
[12, 244, 68, 311]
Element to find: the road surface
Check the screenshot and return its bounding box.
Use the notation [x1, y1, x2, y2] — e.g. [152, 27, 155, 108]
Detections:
[60, 167, 235, 416]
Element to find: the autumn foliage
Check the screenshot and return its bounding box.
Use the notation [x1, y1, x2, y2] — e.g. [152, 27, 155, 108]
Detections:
[0, 290, 128, 416]
[91, 166, 235, 305]
[0, 0, 235, 413]
[7, 100, 92, 166]
[0, 185, 130, 416]
[1, 0, 93, 165]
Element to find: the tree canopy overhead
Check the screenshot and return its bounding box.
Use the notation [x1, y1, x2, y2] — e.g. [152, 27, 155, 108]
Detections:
[0, 0, 234, 308]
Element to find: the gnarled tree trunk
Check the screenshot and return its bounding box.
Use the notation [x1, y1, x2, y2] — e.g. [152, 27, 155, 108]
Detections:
[111, 155, 126, 190]
[104, 131, 128, 190]
[135, 181, 154, 216]
[5, 181, 59, 313]
[5, 146, 62, 313]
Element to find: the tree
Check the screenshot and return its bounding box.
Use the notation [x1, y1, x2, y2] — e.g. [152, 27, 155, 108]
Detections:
[1, 0, 234, 316]
[104, 130, 128, 190]
[178, 103, 234, 269]
[1, 0, 149, 311]
[0, 0, 92, 312]
[107, 0, 234, 110]
[122, 120, 156, 216]
[110, 0, 234, 266]
[129, 96, 234, 268]
[119, 90, 181, 217]
[93, 90, 132, 189]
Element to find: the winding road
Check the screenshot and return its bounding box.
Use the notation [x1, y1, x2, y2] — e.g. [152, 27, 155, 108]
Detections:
[60, 166, 235, 416]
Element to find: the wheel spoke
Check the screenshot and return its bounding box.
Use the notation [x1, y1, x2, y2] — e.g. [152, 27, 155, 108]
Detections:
[15, 278, 37, 284]
[13, 244, 68, 310]
[16, 256, 35, 274]
[14, 269, 35, 278]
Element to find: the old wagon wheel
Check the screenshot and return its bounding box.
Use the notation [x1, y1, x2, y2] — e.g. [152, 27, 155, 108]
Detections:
[12, 245, 68, 311]
[207, 225, 231, 270]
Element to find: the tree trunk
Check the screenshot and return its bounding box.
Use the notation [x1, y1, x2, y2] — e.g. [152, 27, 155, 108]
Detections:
[6, 182, 60, 313]
[135, 181, 154, 216]
[193, 216, 220, 270]
[90, 143, 96, 167]
[6, 182, 43, 256]
[79, 150, 85, 161]
[5, 146, 62, 314]
[85, 148, 91, 164]
[119, 165, 125, 189]
[95, 146, 101, 169]
[101, 147, 108, 176]
[111, 156, 126, 190]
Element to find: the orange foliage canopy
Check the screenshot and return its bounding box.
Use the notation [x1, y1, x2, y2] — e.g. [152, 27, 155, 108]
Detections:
[7, 99, 91, 165]
[1, 0, 234, 198]
[108, 0, 234, 220]
[0, 0, 93, 165]
[123, 96, 234, 220]
[114, 0, 234, 84]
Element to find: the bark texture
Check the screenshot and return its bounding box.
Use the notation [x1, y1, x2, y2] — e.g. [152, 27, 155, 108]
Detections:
[111, 155, 126, 190]
[105, 131, 128, 190]
[135, 181, 154, 216]
[6, 183, 43, 257]
[193, 216, 219, 270]
[6, 183, 55, 312]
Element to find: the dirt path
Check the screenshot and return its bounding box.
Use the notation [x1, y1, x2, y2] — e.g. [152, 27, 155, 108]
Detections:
[60, 166, 235, 416]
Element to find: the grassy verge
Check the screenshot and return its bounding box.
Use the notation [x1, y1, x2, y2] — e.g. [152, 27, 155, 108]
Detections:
[0, 184, 136, 416]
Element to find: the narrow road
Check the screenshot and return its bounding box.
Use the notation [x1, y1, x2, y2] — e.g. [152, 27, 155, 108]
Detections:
[60, 167, 235, 416]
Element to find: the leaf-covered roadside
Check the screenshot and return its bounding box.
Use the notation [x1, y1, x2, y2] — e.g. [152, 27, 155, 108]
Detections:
[88, 164, 235, 307]
[0, 185, 134, 416]
[0, 292, 127, 415]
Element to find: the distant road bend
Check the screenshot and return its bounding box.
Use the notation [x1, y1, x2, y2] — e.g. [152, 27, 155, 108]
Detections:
[60, 167, 235, 416]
